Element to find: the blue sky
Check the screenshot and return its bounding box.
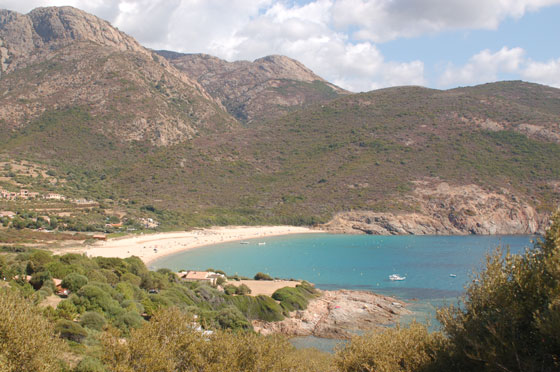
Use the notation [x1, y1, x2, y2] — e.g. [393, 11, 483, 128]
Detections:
[6, 0, 560, 92]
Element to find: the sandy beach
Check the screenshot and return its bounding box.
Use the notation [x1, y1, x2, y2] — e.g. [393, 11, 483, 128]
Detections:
[60, 226, 323, 265]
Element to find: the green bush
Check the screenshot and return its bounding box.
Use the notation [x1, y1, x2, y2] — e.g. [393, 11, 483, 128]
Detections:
[254, 272, 273, 281]
[216, 306, 252, 330]
[29, 271, 53, 290]
[62, 273, 89, 292]
[74, 356, 106, 372]
[120, 272, 142, 286]
[272, 282, 317, 312]
[56, 299, 78, 320]
[79, 311, 106, 331]
[229, 295, 284, 322]
[112, 311, 144, 335]
[55, 319, 88, 343]
[235, 284, 251, 295]
[223, 284, 237, 295]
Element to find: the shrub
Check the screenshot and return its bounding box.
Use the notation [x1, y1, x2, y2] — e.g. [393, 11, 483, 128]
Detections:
[101, 307, 305, 372]
[62, 273, 89, 292]
[437, 210, 560, 371]
[0, 288, 66, 371]
[56, 299, 78, 320]
[120, 272, 142, 286]
[272, 282, 317, 312]
[223, 284, 238, 295]
[254, 272, 273, 281]
[113, 311, 144, 335]
[336, 322, 447, 372]
[79, 311, 106, 331]
[216, 306, 252, 330]
[29, 271, 53, 290]
[74, 356, 106, 372]
[236, 283, 252, 295]
[55, 319, 88, 343]
[229, 295, 284, 322]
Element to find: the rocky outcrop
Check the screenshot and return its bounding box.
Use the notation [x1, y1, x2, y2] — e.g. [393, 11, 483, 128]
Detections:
[323, 181, 548, 235]
[157, 51, 347, 123]
[0, 6, 237, 145]
[252, 289, 409, 339]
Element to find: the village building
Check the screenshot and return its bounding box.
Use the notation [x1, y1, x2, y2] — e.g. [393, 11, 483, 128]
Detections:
[44, 193, 66, 200]
[0, 211, 16, 219]
[178, 271, 225, 286]
[19, 189, 29, 198]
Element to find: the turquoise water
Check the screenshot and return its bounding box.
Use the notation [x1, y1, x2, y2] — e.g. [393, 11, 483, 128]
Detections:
[151, 234, 535, 351]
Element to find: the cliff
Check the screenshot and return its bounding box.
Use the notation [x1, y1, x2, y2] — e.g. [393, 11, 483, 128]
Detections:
[323, 181, 548, 235]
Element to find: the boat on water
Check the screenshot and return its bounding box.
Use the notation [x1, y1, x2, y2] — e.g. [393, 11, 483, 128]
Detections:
[389, 274, 406, 281]
[240, 242, 250, 245]
[258, 242, 266, 246]
[449, 274, 457, 278]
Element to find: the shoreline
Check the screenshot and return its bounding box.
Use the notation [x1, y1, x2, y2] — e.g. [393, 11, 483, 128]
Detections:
[57, 226, 325, 265]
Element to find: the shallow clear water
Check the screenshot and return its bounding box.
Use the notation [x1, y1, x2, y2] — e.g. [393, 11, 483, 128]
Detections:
[151, 234, 535, 351]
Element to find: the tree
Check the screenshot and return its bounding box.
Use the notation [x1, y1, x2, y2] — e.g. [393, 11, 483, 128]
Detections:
[438, 210, 560, 372]
[0, 288, 66, 371]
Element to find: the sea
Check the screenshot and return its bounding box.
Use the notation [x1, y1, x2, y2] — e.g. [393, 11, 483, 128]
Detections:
[150, 233, 536, 351]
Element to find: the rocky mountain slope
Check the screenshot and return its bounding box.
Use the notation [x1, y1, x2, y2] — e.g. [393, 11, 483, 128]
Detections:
[157, 51, 347, 123]
[0, 6, 237, 145]
[0, 6, 558, 234]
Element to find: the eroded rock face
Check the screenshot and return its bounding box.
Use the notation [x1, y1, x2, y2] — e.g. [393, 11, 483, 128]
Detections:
[252, 289, 410, 339]
[323, 182, 547, 235]
[158, 51, 347, 124]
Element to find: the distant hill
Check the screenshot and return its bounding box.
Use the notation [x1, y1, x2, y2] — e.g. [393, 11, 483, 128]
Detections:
[157, 51, 347, 124]
[0, 6, 558, 233]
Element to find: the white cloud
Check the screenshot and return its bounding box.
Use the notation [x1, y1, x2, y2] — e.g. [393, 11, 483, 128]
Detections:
[522, 58, 560, 88]
[439, 47, 525, 87]
[331, 0, 560, 42]
[3, 0, 560, 91]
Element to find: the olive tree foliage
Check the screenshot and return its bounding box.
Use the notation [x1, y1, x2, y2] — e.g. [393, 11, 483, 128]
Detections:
[0, 288, 66, 372]
[438, 210, 560, 372]
[101, 307, 327, 372]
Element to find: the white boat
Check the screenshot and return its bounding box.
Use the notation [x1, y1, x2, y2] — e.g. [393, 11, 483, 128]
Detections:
[449, 274, 457, 278]
[258, 242, 266, 245]
[240, 242, 250, 245]
[389, 274, 406, 281]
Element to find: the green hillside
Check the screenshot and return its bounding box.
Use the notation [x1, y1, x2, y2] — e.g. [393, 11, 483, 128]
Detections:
[1, 82, 559, 229]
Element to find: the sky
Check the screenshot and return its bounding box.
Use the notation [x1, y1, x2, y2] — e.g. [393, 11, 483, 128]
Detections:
[4, 0, 560, 92]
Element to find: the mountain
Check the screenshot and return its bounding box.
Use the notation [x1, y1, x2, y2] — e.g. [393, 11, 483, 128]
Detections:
[0, 6, 237, 146]
[106, 83, 558, 232]
[0, 6, 558, 234]
[157, 51, 347, 124]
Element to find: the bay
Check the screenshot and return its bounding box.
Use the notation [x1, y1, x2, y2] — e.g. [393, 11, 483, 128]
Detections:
[151, 234, 536, 351]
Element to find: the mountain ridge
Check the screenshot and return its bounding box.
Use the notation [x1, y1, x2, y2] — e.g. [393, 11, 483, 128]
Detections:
[156, 50, 348, 123]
